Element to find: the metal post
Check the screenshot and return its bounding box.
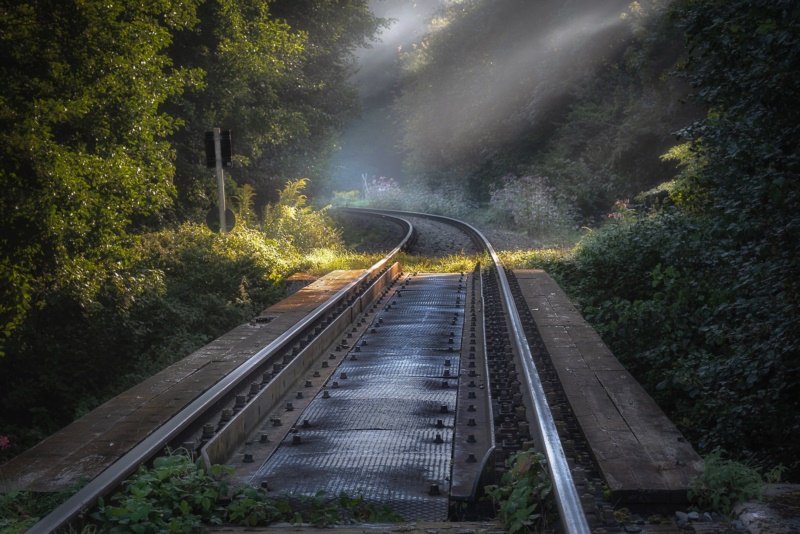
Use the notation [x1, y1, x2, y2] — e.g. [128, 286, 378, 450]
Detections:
[214, 128, 226, 233]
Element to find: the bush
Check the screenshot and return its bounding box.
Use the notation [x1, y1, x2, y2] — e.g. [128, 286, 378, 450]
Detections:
[688, 449, 763, 516]
[488, 175, 577, 241]
[91, 452, 402, 531]
[93, 454, 232, 533]
[261, 178, 343, 253]
[485, 450, 554, 533]
[362, 177, 476, 219]
[545, 208, 800, 478]
[0, 177, 372, 464]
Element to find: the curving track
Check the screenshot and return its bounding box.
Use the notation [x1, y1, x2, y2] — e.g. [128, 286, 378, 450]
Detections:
[341, 208, 591, 532]
[24, 209, 591, 533]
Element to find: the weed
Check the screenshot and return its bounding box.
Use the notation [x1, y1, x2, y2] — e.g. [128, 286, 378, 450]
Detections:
[485, 450, 554, 533]
[0, 482, 85, 534]
[397, 252, 481, 274]
[82, 451, 404, 531]
[688, 448, 763, 516]
[92, 453, 232, 533]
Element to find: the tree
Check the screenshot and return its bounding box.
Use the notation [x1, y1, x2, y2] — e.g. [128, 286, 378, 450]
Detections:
[167, 0, 383, 217]
[0, 0, 202, 354]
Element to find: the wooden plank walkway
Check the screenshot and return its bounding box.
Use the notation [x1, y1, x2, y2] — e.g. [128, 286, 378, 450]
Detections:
[514, 269, 703, 504]
[0, 271, 364, 493]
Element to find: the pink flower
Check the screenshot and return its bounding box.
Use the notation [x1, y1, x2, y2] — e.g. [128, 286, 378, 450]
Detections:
[0, 435, 10, 450]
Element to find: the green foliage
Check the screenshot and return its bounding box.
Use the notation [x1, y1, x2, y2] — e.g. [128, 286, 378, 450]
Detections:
[169, 0, 383, 214]
[546, 206, 800, 477]
[688, 449, 763, 516]
[261, 179, 343, 253]
[485, 450, 554, 533]
[0, 0, 202, 354]
[86, 452, 403, 531]
[0, 223, 289, 458]
[93, 454, 231, 533]
[0, 482, 84, 533]
[0, 0, 381, 469]
[395, 0, 693, 217]
[232, 184, 258, 227]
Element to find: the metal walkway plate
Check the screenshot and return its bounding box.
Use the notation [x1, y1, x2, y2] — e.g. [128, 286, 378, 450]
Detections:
[253, 273, 466, 520]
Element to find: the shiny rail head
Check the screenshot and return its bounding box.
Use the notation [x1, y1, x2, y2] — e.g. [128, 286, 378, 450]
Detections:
[26, 217, 415, 533]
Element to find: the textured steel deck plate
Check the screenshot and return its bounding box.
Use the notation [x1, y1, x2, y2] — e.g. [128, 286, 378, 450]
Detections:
[254, 273, 466, 520]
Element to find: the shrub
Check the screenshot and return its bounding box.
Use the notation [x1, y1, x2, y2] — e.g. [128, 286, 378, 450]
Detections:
[362, 177, 476, 219]
[261, 178, 343, 253]
[91, 452, 403, 531]
[546, 208, 800, 478]
[485, 450, 554, 533]
[93, 454, 232, 532]
[688, 449, 763, 516]
[489, 175, 577, 241]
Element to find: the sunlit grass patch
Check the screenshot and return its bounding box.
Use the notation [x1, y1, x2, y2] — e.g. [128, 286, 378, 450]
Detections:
[297, 249, 485, 277]
[298, 248, 388, 277]
[498, 248, 572, 270]
[397, 252, 481, 273]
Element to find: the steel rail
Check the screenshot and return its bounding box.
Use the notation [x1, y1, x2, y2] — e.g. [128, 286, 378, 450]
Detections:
[29, 215, 415, 534]
[342, 208, 591, 534]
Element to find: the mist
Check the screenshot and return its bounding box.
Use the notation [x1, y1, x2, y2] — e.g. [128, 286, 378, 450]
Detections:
[330, 0, 446, 192]
[401, 1, 634, 172]
[331, 0, 637, 194]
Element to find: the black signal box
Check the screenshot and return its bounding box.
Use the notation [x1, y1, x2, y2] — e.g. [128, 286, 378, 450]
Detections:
[205, 130, 233, 168]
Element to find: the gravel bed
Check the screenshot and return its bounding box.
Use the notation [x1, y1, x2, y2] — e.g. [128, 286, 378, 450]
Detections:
[340, 211, 542, 256]
[402, 216, 478, 257]
[469, 224, 541, 252]
[339, 212, 407, 254]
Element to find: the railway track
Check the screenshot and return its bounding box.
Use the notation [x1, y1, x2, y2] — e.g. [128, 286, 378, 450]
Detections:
[10, 208, 701, 532]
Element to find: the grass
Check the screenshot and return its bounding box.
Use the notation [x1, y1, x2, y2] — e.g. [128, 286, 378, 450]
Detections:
[0, 484, 85, 533]
[297, 248, 389, 276]
[396, 252, 483, 273]
[497, 248, 572, 270]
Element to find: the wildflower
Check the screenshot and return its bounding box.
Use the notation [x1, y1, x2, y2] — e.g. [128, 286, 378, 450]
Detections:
[0, 435, 10, 450]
